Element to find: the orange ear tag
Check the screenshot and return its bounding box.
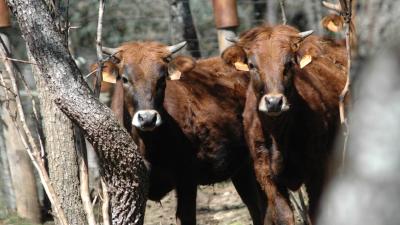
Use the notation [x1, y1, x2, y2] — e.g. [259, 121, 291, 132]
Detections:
[327, 21, 340, 32]
[234, 62, 250, 71]
[169, 70, 182, 81]
[102, 71, 117, 83]
[300, 55, 312, 69]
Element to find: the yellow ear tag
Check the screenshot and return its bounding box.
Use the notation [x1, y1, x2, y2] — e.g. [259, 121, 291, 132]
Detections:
[327, 21, 340, 32]
[234, 62, 250, 71]
[300, 55, 312, 69]
[102, 71, 117, 83]
[169, 70, 182, 81]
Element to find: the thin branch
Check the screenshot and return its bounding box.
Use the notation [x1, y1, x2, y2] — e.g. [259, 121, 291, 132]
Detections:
[0, 56, 37, 65]
[101, 178, 111, 225]
[336, 0, 353, 168]
[94, 2, 112, 224]
[94, 0, 105, 98]
[0, 36, 69, 225]
[79, 153, 97, 225]
[279, 0, 287, 24]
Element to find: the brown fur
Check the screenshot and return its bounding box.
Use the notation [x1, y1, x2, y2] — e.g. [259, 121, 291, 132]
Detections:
[107, 42, 265, 225]
[222, 24, 347, 225]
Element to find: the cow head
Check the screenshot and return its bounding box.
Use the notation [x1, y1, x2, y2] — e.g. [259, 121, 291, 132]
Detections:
[101, 41, 195, 131]
[222, 25, 313, 117]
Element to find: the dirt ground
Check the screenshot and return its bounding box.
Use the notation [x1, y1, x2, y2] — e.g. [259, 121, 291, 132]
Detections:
[144, 180, 252, 225]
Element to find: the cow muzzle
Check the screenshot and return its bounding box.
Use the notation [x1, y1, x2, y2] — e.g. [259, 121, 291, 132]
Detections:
[258, 94, 290, 116]
[132, 110, 162, 131]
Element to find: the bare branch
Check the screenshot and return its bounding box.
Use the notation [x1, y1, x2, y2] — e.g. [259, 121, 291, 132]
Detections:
[94, 0, 105, 98]
[79, 153, 97, 225]
[101, 178, 111, 225]
[336, 0, 353, 168]
[279, 0, 287, 24]
[0, 56, 36, 65]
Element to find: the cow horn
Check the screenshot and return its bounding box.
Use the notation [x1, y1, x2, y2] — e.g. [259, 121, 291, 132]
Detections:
[167, 41, 187, 54]
[298, 30, 314, 39]
[225, 36, 239, 43]
[102, 47, 119, 55]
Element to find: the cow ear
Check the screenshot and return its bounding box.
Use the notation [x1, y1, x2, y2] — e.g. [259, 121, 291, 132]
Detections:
[89, 61, 119, 84]
[221, 45, 249, 71]
[167, 56, 196, 80]
[321, 14, 344, 33]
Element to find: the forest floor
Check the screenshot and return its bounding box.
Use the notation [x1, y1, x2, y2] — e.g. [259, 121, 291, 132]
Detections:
[0, 180, 251, 225]
[144, 180, 252, 225]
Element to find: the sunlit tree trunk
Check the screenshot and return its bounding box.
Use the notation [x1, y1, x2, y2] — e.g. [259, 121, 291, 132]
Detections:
[7, 0, 149, 224]
[169, 0, 201, 58]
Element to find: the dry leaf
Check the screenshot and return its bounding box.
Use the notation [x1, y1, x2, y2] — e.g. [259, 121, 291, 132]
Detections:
[234, 62, 249, 71]
[300, 55, 312, 69]
[102, 71, 116, 83]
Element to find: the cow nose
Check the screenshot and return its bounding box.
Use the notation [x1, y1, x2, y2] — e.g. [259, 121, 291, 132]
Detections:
[265, 95, 284, 113]
[132, 110, 162, 131]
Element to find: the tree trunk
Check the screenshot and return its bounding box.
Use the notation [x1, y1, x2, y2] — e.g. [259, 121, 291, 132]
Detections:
[31, 60, 86, 225]
[7, 1, 149, 224]
[27, 0, 87, 223]
[169, 0, 201, 58]
[0, 29, 41, 224]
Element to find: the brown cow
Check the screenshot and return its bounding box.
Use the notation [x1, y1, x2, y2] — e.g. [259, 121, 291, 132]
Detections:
[101, 41, 266, 225]
[222, 24, 347, 225]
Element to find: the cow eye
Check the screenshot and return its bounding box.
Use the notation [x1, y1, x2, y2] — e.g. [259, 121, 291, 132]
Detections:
[248, 62, 255, 70]
[121, 74, 129, 83]
[164, 56, 172, 63]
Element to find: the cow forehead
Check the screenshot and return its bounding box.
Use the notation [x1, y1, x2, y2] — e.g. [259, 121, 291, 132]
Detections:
[120, 42, 170, 63]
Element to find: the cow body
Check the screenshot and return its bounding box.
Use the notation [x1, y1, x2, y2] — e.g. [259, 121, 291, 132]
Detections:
[106, 42, 265, 225]
[222, 25, 347, 224]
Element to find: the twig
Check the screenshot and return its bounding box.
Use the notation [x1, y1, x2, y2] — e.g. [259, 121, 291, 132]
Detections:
[94, 2, 112, 224]
[0, 35, 70, 225]
[0, 56, 37, 65]
[329, 0, 352, 168]
[279, 0, 287, 24]
[79, 151, 97, 225]
[101, 178, 111, 225]
[94, 0, 105, 98]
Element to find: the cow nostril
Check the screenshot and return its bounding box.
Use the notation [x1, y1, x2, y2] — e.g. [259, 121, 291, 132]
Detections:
[277, 97, 283, 107]
[138, 113, 144, 122]
[150, 113, 157, 125]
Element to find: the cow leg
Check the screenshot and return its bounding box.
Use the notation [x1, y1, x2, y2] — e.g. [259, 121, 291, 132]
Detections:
[175, 180, 197, 225]
[231, 161, 267, 225]
[254, 156, 294, 225]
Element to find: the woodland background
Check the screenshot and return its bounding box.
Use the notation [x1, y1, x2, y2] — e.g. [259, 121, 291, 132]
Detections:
[1, 0, 400, 225]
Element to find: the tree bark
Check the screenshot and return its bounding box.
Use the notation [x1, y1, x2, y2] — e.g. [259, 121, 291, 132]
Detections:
[31, 59, 86, 225]
[28, 0, 87, 223]
[169, 0, 201, 58]
[0, 29, 41, 224]
[7, 1, 149, 224]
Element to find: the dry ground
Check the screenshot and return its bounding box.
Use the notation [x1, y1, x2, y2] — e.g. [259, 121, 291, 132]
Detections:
[144, 180, 252, 225]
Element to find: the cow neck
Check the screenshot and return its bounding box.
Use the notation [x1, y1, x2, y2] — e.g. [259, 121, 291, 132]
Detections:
[259, 85, 302, 144]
